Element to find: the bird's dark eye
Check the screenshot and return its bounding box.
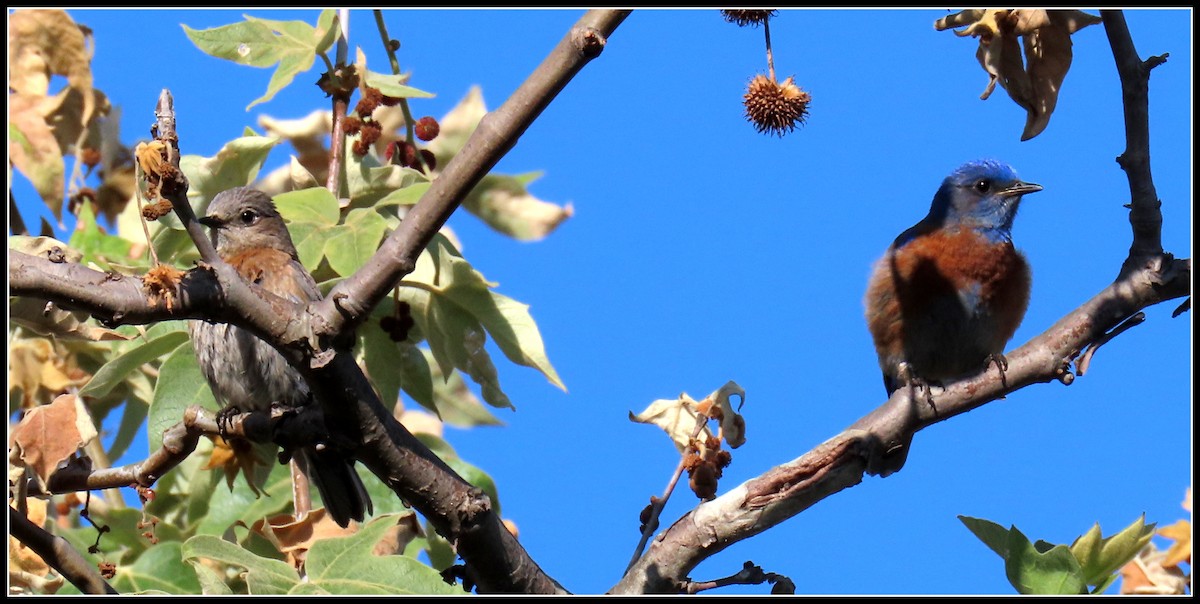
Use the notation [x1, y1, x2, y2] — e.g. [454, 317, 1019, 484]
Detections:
[239, 209, 257, 224]
[974, 179, 991, 193]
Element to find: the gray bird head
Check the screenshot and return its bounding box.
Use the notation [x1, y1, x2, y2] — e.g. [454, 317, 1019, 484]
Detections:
[198, 187, 297, 258]
[928, 159, 1043, 242]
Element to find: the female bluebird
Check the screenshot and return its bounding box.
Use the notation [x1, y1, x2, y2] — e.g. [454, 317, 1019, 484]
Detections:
[864, 160, 1042, 396]
[189, 187, 371, 527]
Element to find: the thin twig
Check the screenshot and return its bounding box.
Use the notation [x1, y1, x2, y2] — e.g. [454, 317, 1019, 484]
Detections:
[372, 10, 425, 172]
[1076, 312, 1146, 376]
[764, 16, 775, 82]
[682, 560, 793, 594]
[626, 417, 709, 572]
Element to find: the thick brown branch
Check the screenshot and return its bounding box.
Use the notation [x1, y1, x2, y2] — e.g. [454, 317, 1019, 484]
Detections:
[311, 9, 631, 339]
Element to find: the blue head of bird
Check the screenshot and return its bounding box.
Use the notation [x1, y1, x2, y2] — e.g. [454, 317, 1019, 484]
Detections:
[921, 159, 1042, 243]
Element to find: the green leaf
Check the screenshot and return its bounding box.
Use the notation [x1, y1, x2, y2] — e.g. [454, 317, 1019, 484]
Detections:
[345, 148, 425, 208]
[66, 202, 134, 267]
[178, 136, 281, 219]
[197, 460, 292, 536]
[79, 332, 189, 398]
[421, 518, 458, 571]
[362, 69, 435, 100]
[299, 515, 462, 595]
[960, 514, 1010, 558]
[376, 181, 430, 208]
[305, 515, 456, 594]
[190, 558, 235, 595]
[112, 541, 202, 595]
[148, 344, 218, 452]
[181, 535, 299, 595]
[1004, 526, 1087, 595]
[399, 344, 437, 413]
[398, 346, 503, 428]
[274, 187, 340, 268]
[184, 11, 341, 110]
[462, 173, 572, 241]
[428, 237, 564, 390]
[324, 208, 387, 276]
[1070, 514, 1156, 587]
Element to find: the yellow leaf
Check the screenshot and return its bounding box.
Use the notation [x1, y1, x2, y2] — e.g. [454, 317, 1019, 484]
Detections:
[1157, 519, 1191, 567]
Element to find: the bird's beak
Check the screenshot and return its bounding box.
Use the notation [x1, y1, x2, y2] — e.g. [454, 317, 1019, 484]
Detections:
[197, 215, 222, 228]
[1002, 181, 1043, 198]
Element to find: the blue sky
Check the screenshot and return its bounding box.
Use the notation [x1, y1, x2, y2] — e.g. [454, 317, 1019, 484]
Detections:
[11, 9, 1192, 595]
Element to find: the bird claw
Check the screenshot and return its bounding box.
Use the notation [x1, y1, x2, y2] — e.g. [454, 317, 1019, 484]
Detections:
[897, 362, 938, 411]
[987, 353, 1009, 393]
[215, 406, 241, 439]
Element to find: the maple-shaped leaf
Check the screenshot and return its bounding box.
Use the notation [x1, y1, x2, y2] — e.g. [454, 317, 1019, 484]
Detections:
[9, 394, 98, 486]
[183, 10, 340, 110]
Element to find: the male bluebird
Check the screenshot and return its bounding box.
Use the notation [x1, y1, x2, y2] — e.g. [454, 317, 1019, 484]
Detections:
[189, 187, 371, 527]
[864, 160, 1042, 397]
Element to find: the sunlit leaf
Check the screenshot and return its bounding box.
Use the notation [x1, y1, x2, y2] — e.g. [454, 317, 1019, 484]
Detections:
[179, 136, 281, 221]
[1069, 515, 1156, 587]
[324, 208, 387, 277]
[183, 10, 340, 110]
[362, 70, 435, 100]
[1004, 526, 1086, 594]
[147, 344, 218, 452]
[302, 516, 462, 595]
[111, 541, 202, 595]
[463, 173, 573, 241]
[78, 332, 189, 399]
[181, 534, 298, 595]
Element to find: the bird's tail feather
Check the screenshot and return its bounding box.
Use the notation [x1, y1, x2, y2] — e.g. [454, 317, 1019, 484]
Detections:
[297, 448, 372, 528]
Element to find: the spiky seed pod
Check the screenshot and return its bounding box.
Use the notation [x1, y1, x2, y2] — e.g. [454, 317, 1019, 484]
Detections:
[743, 74, 810, 136]
[721, 9, 777, 27]
[415, 116, 440, 141]
[355, 86, 383, 117]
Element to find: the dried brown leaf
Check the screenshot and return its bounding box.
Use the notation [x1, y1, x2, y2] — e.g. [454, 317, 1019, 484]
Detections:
[9, 296, 129, 343]
[9, 394, 98, 486]
[7, 10, 93, 97]
[9, 93, 66, 213]
[7, 337, 91, 409]
[939, 9, 1101, 140]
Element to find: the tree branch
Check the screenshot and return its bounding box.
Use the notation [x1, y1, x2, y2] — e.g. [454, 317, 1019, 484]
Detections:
[9, 506, 117, 594]
[611, 8, 1190, 594]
